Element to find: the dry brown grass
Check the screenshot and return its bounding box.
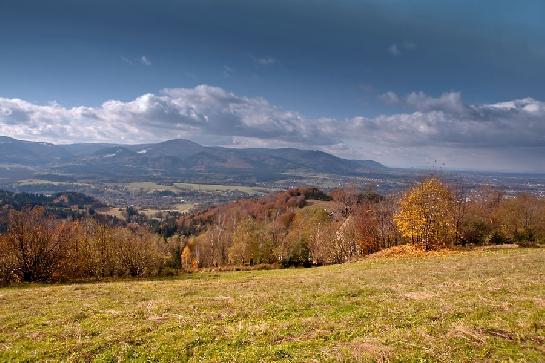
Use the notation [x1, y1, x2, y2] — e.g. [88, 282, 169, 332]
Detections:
[0, 247, 544, 362]
[366, 243, 459, 258]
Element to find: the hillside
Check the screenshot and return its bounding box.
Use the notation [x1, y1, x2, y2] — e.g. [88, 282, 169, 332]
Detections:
[0, 190, 103, 210]
[0, 136, 385, 182]
[1, 248, 543, 361]
[0, 190, 107, 232]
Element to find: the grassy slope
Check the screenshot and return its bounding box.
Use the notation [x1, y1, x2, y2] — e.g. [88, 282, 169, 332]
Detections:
[1, 248, 544, 362]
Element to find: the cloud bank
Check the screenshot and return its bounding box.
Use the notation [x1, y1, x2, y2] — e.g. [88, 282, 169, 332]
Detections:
[1, 85, 545, 171]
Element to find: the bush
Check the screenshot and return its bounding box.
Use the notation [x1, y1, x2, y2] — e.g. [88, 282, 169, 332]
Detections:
[488, 231, 510, 245]
[515, 240, 541, 248]
[0, 208, 171, 284]
[0, 236, 19, 285]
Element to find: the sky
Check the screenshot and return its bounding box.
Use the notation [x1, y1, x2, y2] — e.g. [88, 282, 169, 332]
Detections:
[1, 0, 545, 172]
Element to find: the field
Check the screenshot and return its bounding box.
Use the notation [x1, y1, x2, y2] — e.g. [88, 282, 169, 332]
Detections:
[1, 248, 544, 362]
[14, 179, 90, 187]
[121, 182, 270, 195]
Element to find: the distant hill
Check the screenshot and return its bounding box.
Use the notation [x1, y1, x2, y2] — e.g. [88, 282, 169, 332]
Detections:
[0, 136, 386, 182]
[0, 136, 71, 165]
[0, 190, 104, 211]
[0, 189, 106, 232]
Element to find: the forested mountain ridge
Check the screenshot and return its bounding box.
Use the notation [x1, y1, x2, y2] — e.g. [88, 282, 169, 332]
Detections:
[0, 190, 106, 232]
[0, 136, 385, 181]
[0, 190, 103, 210]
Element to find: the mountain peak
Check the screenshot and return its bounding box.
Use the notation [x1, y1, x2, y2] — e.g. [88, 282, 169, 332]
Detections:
[0, 136, 385, 180]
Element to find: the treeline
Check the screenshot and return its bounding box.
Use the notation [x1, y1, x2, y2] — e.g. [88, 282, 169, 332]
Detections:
[0, 190, 106, 232]
[0, 208, 175, 284]
[176, 179, 545, 269]
[1, 179, 544, 284]
[0, 190, 104, 211]
[455, 188, 545, 246]
[176, 187, 399, 268]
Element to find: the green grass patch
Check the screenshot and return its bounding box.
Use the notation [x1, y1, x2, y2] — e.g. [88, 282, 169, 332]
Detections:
[173, 182, 268, 194]
[120, 181, 270, 195]
[15, 179, 90, 187]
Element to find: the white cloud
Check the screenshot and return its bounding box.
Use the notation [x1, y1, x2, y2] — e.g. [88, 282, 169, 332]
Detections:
[378, 91, 401, 105]
[349, 95, 545, 148]
[387, 42, 416, 57]
[0, 85, 335, 145]
[387, 44, 400, 56]
[379, 91, 464, 112]
[140, 55, 152, 66]
[406, 91, 464, 113]
[392, 91, 465, 112]
[122, 55, 152, 66]
[1, 86, 545, 171]
[121, 56, 133, 65]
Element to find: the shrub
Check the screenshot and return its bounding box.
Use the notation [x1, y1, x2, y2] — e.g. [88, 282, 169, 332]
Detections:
[0, 207, 171, 284]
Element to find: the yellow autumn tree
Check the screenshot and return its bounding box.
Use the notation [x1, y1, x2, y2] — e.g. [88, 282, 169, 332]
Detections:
[228, 217, 273, 265]
[394, 177, 455, 250]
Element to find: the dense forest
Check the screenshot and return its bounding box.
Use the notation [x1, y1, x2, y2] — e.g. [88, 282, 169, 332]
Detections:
[1, 177, 544, 285]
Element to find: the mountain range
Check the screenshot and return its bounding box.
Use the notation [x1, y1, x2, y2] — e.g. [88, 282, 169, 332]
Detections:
[0, 136, 385, 182]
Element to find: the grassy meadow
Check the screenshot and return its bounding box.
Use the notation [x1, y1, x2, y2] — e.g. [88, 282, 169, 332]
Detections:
[0, 247, 544, 362]
[121, 181, 270, 195]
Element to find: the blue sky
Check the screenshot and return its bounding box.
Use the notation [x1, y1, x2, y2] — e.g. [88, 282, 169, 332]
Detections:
[1, 0, 545, 171]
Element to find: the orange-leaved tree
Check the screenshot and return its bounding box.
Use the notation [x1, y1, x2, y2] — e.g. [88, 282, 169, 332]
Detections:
[394, 177, 455, 250]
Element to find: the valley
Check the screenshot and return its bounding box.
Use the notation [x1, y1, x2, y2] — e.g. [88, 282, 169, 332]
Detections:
[3, 137, 545, 215]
